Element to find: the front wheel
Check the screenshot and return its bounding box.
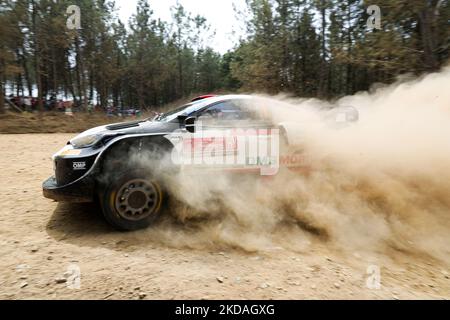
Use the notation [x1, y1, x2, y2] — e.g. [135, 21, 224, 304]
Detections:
[99, 170, 164, 231]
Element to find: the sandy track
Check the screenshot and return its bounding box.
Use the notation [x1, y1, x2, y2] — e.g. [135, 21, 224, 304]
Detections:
[0, 134, 448, 300]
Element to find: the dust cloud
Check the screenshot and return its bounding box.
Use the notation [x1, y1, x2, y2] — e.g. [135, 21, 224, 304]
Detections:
[141, 68, 450, 262]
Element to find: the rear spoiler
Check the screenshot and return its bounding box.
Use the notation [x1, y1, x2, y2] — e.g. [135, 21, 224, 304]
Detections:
[191, 95, 217, 102]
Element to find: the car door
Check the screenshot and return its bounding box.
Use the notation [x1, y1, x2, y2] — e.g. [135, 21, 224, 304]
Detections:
[187, 100, 279, 174]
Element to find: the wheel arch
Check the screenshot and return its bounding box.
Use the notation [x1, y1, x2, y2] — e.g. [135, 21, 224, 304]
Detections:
[93, 134, 175, 181]
[277, 123, 290, 146]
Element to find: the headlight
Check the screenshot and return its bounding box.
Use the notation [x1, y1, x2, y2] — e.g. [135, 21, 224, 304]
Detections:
[70, 134, 102, 149]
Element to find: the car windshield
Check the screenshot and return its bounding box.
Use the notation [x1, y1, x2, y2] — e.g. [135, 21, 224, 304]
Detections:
[155, 100, 208, 122]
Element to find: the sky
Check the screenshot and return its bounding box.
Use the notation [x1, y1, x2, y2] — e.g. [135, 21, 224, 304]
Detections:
[114, 0, 247, 54]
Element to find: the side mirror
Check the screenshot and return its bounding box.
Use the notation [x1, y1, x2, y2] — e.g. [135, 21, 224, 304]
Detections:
[185, 117, 196, 133]
[335, 106, 359, 123]
[177, 115, 188, 124]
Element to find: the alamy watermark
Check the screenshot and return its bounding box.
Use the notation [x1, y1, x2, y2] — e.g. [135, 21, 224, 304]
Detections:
[65, 264, 81, 289]
[366, 265, 381, 290]
[367, 5, 382, 31]
[66, 5, 81, 30]
[64, 4, 381, 32]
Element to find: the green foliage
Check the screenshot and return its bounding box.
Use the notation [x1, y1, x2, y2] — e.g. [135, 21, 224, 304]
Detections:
[231, 0, 449, 97]
[0, 0, 224, 110]
[0, 0, 448, 112]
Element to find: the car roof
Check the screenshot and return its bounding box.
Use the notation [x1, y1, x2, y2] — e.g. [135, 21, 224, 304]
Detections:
[188, 94, 253, 111]
[157, 95, 255, 122]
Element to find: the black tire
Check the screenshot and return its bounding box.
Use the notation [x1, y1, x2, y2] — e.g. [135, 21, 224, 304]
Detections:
[99, 170, 164, 231]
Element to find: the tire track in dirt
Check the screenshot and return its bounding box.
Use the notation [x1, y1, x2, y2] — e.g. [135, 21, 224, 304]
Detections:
[0, 134, 448, 300]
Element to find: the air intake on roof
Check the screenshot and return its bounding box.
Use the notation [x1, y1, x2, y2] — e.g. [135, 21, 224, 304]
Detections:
[106, 121, 142, 131]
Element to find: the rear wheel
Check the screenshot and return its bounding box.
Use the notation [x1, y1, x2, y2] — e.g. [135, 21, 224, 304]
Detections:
[99, 170, 164, 231]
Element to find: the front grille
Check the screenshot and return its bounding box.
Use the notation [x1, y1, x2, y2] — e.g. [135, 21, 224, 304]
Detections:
[55, 156, 97, 186]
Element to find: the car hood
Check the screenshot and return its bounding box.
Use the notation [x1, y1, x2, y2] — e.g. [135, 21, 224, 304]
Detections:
[70, 119, 177, 145]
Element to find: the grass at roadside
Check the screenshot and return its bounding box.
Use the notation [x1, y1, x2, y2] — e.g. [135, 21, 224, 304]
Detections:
[0, 112, 142, 134]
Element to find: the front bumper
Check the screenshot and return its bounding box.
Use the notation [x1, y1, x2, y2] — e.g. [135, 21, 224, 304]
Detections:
[43, 175, 95, 203]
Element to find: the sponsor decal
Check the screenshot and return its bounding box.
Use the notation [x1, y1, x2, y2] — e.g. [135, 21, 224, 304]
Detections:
[171, 122, 280, 176]
[73, 161, 87, 171]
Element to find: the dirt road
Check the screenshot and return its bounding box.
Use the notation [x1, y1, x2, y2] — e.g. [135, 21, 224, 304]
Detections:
[0, 134, 448, 300]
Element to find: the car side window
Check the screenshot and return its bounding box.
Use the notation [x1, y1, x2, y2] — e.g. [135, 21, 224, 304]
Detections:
[198, 100, 260, 123]
[198, 101, 240, 121]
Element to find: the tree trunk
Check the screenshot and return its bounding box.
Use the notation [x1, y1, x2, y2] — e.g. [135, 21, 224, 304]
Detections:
[418, 7, 438, 71]
[64, 56, 77, 101]
[75, 36, 88, 110]
[0, 61, 4, 114]
[137, 72, 144, 110]
[178, 51, 184, 97]
[318, 3, 328, 97]
[20, 49, 33, 97]
[16, 73, 22, 97]
[51, 47, 58, 95]
[32, 0, 44, 111]
[346, 2, 353, 94]
[89, 67, 94, 102]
